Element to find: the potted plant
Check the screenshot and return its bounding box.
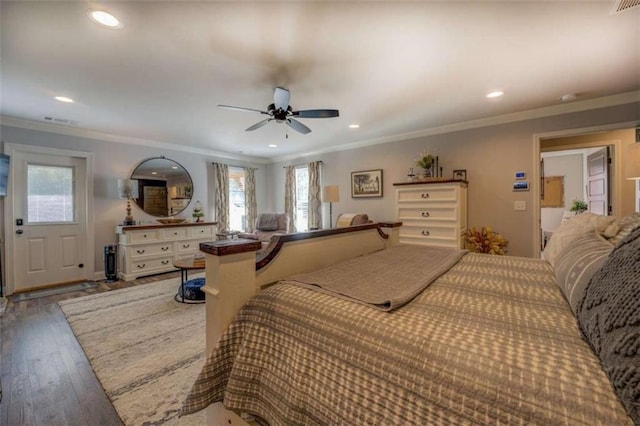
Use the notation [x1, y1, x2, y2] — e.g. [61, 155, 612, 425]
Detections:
[569, 199, 588, 214]
[464, 226, 509, 255]
[192, 200, 204, 223]
[415, 149, 434, 178]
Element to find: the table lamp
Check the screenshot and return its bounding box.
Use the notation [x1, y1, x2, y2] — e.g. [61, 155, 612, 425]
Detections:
[118, 179, 139, 225]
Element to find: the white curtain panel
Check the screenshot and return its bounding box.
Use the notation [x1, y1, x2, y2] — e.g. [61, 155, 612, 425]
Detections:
[308, 161, 322, 230]
[284, 165, 297, 232]
[245, 167, 257, 233]
[212, 162, 229, 231]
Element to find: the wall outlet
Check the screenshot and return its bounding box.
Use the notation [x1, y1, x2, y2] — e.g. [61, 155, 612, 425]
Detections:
[514, 200, 526, 211]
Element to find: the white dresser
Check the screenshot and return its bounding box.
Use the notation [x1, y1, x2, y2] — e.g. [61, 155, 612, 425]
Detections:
[116, 222, 217, 281]
[394, 180, 468, 249]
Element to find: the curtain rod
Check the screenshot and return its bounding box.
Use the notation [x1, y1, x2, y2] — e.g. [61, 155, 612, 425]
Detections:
[211, 162, 258, 170]
[283, 160, 323, 168]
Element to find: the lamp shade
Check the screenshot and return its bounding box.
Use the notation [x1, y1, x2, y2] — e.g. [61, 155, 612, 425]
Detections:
[323, 185, 339, 203]
[117, 179, 139, 199]
[625, 143, 640, 180]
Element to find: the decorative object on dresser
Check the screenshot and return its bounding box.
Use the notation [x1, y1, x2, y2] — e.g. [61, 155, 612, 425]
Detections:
[192, 200, 204, 222]
[393, 180, 468, 249]
[116, 222, 217, 281]
[322, 185, 339, 227]
[117, 178, 139, 225]
[452, 169, 466, 181]
[351, 169, 383, 198]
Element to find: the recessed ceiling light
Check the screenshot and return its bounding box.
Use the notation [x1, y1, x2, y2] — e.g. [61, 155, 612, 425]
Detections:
[561, 94, 577, 102]
[349, 124, 360, 129]
[88, 9, 122, 29]
[486, 91, 504, 99]
[151, 171, 157, 175]
[54, 96, 74, 103]
[268, 144, 278, 148]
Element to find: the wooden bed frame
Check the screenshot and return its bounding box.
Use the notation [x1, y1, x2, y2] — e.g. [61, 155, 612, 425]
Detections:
[198, 222, 401, 425]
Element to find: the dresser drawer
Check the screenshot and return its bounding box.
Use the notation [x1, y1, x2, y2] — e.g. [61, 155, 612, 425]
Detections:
[188, 226, 215, 238]
[400, 223, 458, 240]
[130, 256, 174, 272]
[129, 242, 173, 259]
[398, 205, 457, 221]
[397, 186, 457, 203]
[162, 227, 188, 240]
[128, 230, 161, 243]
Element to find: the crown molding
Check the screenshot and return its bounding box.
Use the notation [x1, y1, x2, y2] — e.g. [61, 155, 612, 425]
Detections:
[2, 91, 638, 165]
[271, 90, 640, 163]
[0, 115, 272, 164]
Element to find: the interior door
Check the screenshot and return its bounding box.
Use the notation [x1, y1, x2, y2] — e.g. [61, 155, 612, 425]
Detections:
[586, 148, 610, 215]
[10, 150, 88, 292]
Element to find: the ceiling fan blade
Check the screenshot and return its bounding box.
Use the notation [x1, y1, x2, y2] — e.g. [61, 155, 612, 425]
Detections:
[286, 118, 311, 134]
[273, 87, 290, 110]
[218, 104, 269, 115]
[245, 118, 273, 131]
[293, 109, 340, 118]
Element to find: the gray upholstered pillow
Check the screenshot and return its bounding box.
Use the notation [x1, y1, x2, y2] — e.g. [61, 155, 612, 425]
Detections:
[553, 231, 613, 315]
[577, 225, 640, 423]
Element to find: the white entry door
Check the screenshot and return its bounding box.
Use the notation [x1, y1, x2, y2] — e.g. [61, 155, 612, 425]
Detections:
[586, 148, 610, 216]
[6, 145, 93, 293]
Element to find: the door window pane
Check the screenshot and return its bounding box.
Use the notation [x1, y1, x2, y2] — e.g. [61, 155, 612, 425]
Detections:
[295, 166, 309, 231]
[229, 167, 246, 231]
[27, 165, 74, 223]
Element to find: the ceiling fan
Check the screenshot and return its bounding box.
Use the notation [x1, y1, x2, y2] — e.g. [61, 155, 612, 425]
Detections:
[218, 87, 339, 135]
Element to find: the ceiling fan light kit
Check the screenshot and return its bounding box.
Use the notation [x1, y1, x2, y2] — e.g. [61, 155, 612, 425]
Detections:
[219, 87, 339, 135]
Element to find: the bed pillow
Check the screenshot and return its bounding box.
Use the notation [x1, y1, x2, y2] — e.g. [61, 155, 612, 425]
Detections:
[608, 213, 640, 247]
[577, 225, 640, 423]
[553, 231, 613, 315]
[543, 212, 616, 267]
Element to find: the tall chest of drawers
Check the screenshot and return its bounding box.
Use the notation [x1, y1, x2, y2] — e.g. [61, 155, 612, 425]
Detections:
[394, 181, 468, 249]
[116, 222, 217, 281]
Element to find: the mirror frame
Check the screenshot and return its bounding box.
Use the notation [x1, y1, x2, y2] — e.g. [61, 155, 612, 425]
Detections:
[130, 157, 193, 218]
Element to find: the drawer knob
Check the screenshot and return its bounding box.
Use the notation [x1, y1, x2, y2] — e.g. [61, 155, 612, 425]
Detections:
[143, 234, 147, 238]
[136, 249, 145, 254]
[161, 260, 169, 265]
[161, 246, 169, 251]
[137, 263, 146, 269]
[183, 244, 190, 248]
[421, 193, 430, 198]
[421, 212, 430, 217]
[421, 230, 430, 236]
[173, 232, 178, 236]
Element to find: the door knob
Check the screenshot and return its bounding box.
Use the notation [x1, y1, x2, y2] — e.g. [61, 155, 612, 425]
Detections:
[16, 229, 23, 235]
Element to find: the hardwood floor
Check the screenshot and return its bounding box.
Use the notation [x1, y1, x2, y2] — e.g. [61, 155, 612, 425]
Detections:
[0, 271, 182, 426]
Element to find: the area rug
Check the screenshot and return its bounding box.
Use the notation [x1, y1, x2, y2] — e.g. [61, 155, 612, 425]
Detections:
[58, 275, 206, 425]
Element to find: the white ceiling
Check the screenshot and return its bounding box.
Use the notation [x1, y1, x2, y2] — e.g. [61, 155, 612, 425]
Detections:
[1, 1, 639, 162]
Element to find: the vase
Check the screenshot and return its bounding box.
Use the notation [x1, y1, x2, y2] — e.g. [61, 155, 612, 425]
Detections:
[422, 168, 432, 178]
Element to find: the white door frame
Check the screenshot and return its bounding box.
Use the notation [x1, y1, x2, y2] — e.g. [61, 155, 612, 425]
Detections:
[532, 120, 639, 257]
[3, 143, 95, 295]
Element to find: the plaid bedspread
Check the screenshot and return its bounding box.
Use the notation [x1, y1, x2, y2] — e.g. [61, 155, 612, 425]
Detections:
[182, 252, 631, 425]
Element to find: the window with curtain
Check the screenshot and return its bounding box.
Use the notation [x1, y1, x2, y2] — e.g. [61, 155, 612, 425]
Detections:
[295, 165, 309, 231]
[228, 166, 246, 231]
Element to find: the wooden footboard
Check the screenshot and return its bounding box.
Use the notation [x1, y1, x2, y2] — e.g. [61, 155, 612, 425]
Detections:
[198, 222, 401, 425]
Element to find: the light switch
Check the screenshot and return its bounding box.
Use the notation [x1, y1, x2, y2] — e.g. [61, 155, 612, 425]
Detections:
[514, 201, 526, 211]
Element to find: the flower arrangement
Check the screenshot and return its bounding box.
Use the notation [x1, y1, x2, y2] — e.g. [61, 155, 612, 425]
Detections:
[415, 149, 434, 169]
[464, 226, 508, 255]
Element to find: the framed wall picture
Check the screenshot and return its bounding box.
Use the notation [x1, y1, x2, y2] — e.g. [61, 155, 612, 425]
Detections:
[453, 169, 467, 181]
[351, 169, 383, 198]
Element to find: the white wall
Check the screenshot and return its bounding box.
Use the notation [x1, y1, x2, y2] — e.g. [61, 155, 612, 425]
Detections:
[540, 152, 583, 232]
[0, 125, 267, 280]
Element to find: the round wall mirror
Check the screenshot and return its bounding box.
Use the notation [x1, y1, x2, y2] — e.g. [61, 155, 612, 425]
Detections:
[130, 157, 193, 217]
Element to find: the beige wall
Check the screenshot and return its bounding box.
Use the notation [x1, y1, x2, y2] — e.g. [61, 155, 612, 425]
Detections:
[268, 102, 640, 258]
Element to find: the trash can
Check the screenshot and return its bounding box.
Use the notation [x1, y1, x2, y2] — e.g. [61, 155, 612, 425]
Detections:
[104, 244, 118, 282]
